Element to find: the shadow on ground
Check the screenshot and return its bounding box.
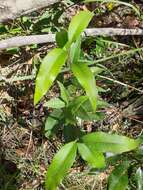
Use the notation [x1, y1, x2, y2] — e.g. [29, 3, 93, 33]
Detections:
[0, 139, 19, 190]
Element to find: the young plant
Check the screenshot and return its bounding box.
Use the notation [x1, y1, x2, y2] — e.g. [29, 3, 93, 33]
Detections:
[34, 10, 141, 190]
[106, 141, 143, 190]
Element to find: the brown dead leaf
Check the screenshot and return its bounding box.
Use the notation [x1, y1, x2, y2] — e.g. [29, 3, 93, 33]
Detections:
[16, 148, 26, 156]
[123, 15, 140, 28]
[0, 53, 11, 67]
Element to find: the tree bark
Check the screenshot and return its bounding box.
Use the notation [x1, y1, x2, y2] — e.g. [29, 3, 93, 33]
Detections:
[0, 0, 59, 23]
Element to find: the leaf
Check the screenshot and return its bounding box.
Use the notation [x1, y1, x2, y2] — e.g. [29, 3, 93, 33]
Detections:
[6, 47, 20, 54]
[58, 81, 69, 105]
[76, 98, 106, 121]
[56, 29, 68, 48]
[34, 48, 67, 105]
[45, 141, 77, 190]
[108, 161, 130, 190]
[138, 134, 143, 144]
[77, 108, 105, 121]
[45, 109, 63, 137]
[44, 98, 65, 109]
[97, 86, 109, 93]
[97, 99, 109, 109]
[78, 98, 108, 112]
[64, 125, 82, 143]
[0, 24, 7, 33]
[91, 66, 104, 76]
[135, 167, 143, 190]
[64, 96, 88, 124]
[69, 96, 88, 114]
[68, 10, 94, 43]
[81, 132, 139, 153]
[72, 62, 98, 111]
[106, 154, 126, 167]
[78, 143, 105, 168]
[70, 36, 81, 63]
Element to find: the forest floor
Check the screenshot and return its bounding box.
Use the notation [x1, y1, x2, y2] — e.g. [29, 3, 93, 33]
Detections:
[0, 1, 143, 190]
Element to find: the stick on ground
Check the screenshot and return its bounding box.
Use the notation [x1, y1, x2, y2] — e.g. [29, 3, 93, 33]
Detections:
[0, 0, 59, 23]
[0, 28, 143, 50]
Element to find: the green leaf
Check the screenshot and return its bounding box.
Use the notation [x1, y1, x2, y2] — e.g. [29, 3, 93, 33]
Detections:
[0, 24, 7, 33]
[97, 99, 109, 109]
[64, 96, 88, 124]
[106, 154, 126, 167]
[45, 109, 63, 137]
[135, 167, 143, 190]
[91, 66, 104, 76]
[6, 47, 20, 54]
[81, 132, 139, 153]
[58, 81, 69, 105]
[56, 29, 68, 48]
[44, 98, 65, 109]
[69, 96, 88, 114]
[108, 161, 130, 190]
[138, 134, 143, 144]
[34, 48, 67, 105]
[70, 37, 81, 63]
[76, 98, 106, 121]
[78, 98, 108, 112]
[68, 10, 94, 43]
[64, 125, 82, 143]
[45, 141, 77, 190]
[72, 62, 98, 111]
[78, 143, 105, 168]
[77, 108, 105, 121]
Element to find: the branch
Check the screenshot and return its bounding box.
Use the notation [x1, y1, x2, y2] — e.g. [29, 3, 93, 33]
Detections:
[0, 0, 59, 23]
[0, 34, 55, 49]
[1, 28, 143, 50]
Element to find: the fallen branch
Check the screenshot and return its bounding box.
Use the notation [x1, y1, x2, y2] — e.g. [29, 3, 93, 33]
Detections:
[0, 34, 55, 50]
[1, 28, 143, 50]
[0, 0, 59, 23]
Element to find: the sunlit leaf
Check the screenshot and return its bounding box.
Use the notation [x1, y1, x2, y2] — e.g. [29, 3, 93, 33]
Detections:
[69, 96, 88, 114]
[68, 10, 94, 43]
[91, 66, 104, 76]
[64, 96, 88, 125]
[78, 143, 105, 168]
[76, 98, 106, 121]
[44, 98, 65, 109]
[70, 36, 81, 63]
[72, 62, 98, 111]
[34, 48, 67, 105]
[81, 132, 139, 153]
[108, 161, 130, 190]
[58, 81, 69, 105]
[45, 141, 77, 190]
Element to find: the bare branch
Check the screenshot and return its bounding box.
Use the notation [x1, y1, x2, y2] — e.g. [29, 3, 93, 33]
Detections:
[0, 34, 55, 49]
[84, 28, 143, 36]
[1, 28, 143, 50]
[0, 0, 59, 23]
